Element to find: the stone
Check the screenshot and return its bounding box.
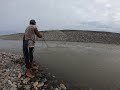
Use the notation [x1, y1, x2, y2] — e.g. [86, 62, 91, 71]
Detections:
[10, 87, 17, 90]
[18, 72, 22, 78]
[59, 84, 67, 90]
[21, 77, 24, 81]
[8, 80, 13, 86]
[24, 85, 31, 90]
[34, 87, 38, 90]
[33, 81, 39, 87]
[54, 88, 59, 90]
[12, 82, 17, 87]
[36, 82, 44, 88]
[3, 78, 8, 84]
[17, 83, 22, 88]
[23, 77, 31, 84]
[42, 78, 47, 83]
[3, 87, 7, 90]
[52, 75, 56, 78]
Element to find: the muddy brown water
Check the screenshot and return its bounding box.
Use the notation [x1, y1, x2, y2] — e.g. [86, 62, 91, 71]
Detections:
[1, 40, 120, 90]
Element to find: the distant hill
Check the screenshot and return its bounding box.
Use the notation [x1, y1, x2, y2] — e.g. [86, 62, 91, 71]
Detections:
[0, 31, 17, 35]
[0, 30, 120, 45]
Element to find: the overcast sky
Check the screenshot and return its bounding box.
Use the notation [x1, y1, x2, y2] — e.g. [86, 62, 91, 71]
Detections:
[1, 0, 120, 34]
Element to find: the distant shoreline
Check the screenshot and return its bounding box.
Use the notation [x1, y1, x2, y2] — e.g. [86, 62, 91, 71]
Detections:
[0, 30, 120, 45]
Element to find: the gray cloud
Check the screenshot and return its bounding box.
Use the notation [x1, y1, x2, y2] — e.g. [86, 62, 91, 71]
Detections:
[0, 0, 120, 33]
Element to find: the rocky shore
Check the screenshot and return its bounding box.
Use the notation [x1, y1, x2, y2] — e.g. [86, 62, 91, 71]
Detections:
[0, 52, 67, 90]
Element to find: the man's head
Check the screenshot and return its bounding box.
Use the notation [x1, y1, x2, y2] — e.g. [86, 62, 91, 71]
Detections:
[30, 19, 36, 25]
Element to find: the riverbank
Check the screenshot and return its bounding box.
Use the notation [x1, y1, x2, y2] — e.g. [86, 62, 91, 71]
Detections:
[0, 52, 67, 90]
[1, 30, 120, 45]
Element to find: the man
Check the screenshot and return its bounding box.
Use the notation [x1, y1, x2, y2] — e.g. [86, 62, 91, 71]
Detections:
[23, 19, 42, 78]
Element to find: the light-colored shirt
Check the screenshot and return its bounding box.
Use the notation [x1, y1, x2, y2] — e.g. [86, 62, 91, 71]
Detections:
[24, 25, 42, 47]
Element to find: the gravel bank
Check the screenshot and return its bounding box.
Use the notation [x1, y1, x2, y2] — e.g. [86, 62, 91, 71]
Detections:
[1, 30, 120, 45]
[0, 52, 67, 90]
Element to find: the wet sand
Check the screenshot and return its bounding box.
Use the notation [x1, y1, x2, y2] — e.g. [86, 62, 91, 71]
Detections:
[1, 40, 120, 90]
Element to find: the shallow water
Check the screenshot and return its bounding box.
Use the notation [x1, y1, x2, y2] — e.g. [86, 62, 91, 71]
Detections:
[1, 40, 120, 90]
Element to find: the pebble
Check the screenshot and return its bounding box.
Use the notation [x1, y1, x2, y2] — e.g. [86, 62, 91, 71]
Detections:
[3, 87, 7, 90]
[42, 78, 47, 83]
[8, 80, 13, 86]
[23, 77, 31, 84]
[54, 88, 59, 90]
[21, 77, 24, 81]
[12, 82, 17, 87]
[60, 84, 67, 90]
[10, 87, 17, 90]
[18, 72, 22, 78]
[37, 82, 44, 88]
[24, 85, 31, 90]
[33, 81, 39, 87]
[3, 78, 8, 84]
[52, 75, 56, 78]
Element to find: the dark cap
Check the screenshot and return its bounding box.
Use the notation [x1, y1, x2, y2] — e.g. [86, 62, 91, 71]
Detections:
[30, 19, 36, 25]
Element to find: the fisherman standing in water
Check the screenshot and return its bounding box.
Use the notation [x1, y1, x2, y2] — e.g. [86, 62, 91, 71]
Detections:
[23, 19, 42, 78]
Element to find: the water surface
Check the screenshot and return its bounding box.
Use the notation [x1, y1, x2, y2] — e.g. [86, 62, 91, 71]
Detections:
[1, 40, 120, 90]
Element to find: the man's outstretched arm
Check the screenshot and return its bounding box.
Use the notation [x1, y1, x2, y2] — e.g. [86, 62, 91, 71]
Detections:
[34, 28, 42, 38]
